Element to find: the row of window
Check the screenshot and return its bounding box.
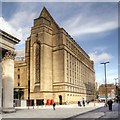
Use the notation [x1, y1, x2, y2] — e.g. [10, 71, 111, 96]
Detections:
[66, 86, 86, 93]
[17, 68, 20, 86]
[67, 94, 81, 97]
[66, 38, 92, 68]
[66, 51, 94, 86]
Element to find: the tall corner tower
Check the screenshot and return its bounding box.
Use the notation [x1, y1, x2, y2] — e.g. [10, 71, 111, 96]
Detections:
[25, 7, 60, 100]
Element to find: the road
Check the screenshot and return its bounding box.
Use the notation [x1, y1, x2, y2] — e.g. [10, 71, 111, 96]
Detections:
[66, 103, 119, 120]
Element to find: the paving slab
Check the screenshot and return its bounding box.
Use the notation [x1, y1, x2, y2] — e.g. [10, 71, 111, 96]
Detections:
[2, 103, 105, 118]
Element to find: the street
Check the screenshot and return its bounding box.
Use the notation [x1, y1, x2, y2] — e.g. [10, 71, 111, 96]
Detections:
[66, 103, 119, 120]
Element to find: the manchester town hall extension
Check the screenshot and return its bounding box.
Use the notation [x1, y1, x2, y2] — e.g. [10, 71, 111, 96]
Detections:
[14, 7, 95, 106]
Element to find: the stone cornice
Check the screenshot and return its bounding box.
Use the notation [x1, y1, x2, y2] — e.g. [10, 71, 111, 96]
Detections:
[0, 29, 20, 44]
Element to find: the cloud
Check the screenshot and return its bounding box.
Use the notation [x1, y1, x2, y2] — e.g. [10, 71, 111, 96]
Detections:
[0, 17, 22, 40]
[2, 2, 117, 58]
[89, 52, 112, 63]
[1, 4, 38, 53]
[61, 3, 118, 38]
[9, 10, 37, 29]
[63, 21, 117, 37]
[92, 46, 108, 52]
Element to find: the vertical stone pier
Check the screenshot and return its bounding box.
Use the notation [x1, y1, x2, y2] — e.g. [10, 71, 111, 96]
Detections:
[0, 30, 20, 113]
[2, 51, 15, 113]
[0, 63, 2, 112]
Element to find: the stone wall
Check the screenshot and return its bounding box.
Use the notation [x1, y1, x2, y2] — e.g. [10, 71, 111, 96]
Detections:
[0, 63, 2, 110]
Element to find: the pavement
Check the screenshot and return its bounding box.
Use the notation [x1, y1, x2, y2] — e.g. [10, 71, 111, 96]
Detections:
[1, 102, 119, 119]
[69, 102, 119, 119]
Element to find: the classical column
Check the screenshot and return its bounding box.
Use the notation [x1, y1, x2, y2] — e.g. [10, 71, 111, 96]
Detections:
[2, 50, 16, 113]
[0, 62, 2, 111]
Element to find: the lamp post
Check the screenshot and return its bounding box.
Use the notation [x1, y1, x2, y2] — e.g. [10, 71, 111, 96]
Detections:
[101, 61, 110, 106]
[94, 81, 96, 107]
[114, 78, 118, 100]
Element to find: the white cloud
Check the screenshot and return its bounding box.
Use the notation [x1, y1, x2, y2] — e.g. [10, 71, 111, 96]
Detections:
[1, 2, 117, 58]
[9, 11, 37, 29]
[0, 17, 22, 40]
[89, 52, 112, 63]
[0, 7, 37, 57]
[92, 46, 108, 52]
[63, 19, 117, 38]
[62, 4, 118, 38]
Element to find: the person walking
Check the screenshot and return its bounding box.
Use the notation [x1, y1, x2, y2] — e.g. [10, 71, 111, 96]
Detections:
[82, 98, 85, 107]
[78, 101, 80, 106]
[107, 99, 113, 111]
[53, 102, 56, 110]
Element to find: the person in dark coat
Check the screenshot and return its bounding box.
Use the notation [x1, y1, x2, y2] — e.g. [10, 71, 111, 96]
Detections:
[53, 102, 56, 110]
[107, 99, 113, 111]
[82, 98, 85, 107]
[78, 101, 80, 106]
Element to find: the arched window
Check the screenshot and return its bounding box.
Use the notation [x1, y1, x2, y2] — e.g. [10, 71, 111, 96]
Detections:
[35, 43, 40, 83]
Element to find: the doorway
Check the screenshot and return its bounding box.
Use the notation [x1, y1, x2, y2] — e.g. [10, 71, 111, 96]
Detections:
[59, 95, 62, 105]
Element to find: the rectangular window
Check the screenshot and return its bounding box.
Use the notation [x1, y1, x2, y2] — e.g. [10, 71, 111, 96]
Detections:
[18, 74, 20, 79]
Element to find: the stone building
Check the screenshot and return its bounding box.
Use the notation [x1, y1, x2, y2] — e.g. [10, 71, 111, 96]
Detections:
[14, 61, 27, 100]
[98, 84, 116, 100]
[0, 29, 20, 112]
[14, 7, 95, 105]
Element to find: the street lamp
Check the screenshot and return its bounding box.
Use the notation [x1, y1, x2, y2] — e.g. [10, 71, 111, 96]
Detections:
[101, 61, 110, 106]
[114, 78, 118, 100]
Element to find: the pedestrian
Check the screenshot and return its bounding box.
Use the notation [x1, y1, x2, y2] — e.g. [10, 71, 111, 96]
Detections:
[107, 99, 113, 111]
[78, 101, 80, 106]
[53, 102, 56, 110]
[44, 99, 46, 107]
[82, 98, 85, 107]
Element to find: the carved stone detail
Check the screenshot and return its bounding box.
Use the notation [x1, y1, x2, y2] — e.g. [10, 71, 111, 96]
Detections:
[2, 50, 16, 61]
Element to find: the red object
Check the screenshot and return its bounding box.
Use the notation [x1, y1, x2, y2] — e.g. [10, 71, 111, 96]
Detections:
[47, 99, 51, 105]
[51, 99, 54, 105]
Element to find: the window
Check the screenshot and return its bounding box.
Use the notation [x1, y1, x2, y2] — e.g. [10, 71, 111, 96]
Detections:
[18, 74, 20, 79]
[18, 82, 20, 86]
[35, 43, 40, 83]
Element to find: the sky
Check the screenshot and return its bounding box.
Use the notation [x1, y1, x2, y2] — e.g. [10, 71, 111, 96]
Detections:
[0, 1, 118, 85]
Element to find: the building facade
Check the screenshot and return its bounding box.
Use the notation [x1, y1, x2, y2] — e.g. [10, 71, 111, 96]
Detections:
[98, 84, 116, 100]
[0, 30, 20, 112]
[14, 7, 95, 105]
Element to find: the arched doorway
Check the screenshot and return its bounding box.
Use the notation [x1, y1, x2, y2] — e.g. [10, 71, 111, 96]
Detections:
[59, 95, 62, 105]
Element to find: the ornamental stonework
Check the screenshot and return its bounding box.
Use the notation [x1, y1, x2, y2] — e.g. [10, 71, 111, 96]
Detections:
[2, 50, 16, 61]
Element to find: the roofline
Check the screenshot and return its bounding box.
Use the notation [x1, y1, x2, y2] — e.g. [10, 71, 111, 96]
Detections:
[0, 29, 20, 44]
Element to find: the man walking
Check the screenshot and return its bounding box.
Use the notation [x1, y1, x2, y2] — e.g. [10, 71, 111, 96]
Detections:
[107, 99, 113, 111]
[82, 97, 85, 107]
[53, 102, 56, 110]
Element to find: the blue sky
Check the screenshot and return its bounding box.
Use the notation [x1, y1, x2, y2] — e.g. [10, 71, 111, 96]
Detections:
[0, 2, 118, 85]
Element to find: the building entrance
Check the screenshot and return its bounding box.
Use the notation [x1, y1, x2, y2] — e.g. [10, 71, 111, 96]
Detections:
[59, 95, 62, 105]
